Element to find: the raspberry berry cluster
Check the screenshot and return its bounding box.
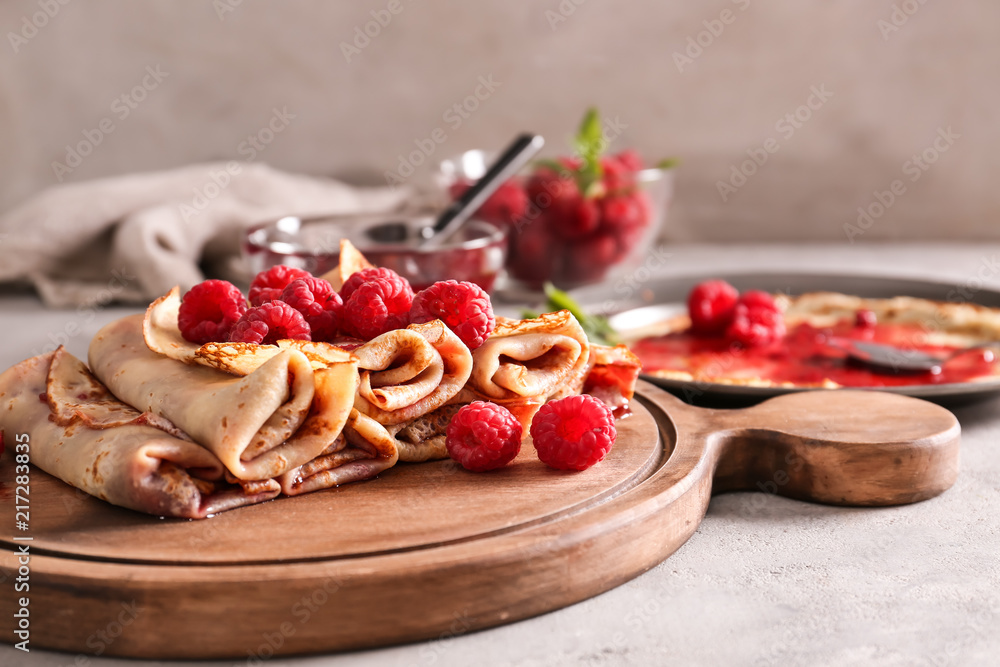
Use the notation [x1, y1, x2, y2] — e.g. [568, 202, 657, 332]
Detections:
[686, 279, 786, 348]
[445, 394, 617, 473]
[177, 266, 496, 350]
[451, 108, 667, 287]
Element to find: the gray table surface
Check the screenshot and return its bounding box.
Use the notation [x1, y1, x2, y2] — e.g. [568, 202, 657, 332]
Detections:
[3, 243, 999, 667]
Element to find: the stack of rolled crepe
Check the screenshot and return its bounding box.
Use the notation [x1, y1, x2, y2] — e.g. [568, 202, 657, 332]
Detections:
[0, 251, 640, 519]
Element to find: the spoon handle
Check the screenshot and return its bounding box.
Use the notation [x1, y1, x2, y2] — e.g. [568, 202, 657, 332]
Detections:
[421, 133, 544, 247]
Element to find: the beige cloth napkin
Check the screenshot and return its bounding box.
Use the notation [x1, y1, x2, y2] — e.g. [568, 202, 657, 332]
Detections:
[0, 163, 410, 307]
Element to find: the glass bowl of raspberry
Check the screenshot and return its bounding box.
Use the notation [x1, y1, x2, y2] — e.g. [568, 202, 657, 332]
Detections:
[243, 213, 508, 293]
[438, 111, 675, 290]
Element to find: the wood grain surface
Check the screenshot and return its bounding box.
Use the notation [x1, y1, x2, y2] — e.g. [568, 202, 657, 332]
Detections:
[0, 383, 961, 659]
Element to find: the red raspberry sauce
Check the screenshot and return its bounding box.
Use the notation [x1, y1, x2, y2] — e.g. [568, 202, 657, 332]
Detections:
[631, 318, 997, 387]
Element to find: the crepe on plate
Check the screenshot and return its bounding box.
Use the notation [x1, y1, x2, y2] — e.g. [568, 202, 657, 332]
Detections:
[640, 291, 1000, 388]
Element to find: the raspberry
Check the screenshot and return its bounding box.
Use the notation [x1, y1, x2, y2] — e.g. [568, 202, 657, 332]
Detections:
[410, 280, 496, 350]
[563, 232, 619, 283]
[342, 274, 414, 340]
[178, 280, 248, 344]
[599, 194, 646, 231]
[737, 290, 779, 312]
[450, 179, 529, 227]
[280, 277, 343, 341]
[508, 220, 556, 285]
[615, 149, 644, 173]
[446, 401, 523, 472]
[551, 196, 600, 240]
[229, 301, 311, 345]
[338, 267, 410, 303]
[249, 265, 312, 307]
[855, 309, 877, 328]
[725, 302, 786, 348]
[530, 394, 617, 471]
[687, 280, 739, 336]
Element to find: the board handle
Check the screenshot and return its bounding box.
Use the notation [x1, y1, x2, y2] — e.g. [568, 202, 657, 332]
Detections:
[656, 389, 961, 507]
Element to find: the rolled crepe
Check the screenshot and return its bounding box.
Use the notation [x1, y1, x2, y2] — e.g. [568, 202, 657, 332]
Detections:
[459, 310, 591, 428]
[277, 409, 398, 495]
[89, 314, 359, 480]
[145, 287, 470, 426]
[0, 349, 279, 519]
[351, 321, 473, 426]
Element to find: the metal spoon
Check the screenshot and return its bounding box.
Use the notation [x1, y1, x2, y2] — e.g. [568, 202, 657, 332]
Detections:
[831, 339, 999, 373]
[419, 133, 544, 247]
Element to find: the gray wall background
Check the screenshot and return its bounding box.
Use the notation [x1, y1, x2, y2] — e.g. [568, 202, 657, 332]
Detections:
[0, 0, 995, 242]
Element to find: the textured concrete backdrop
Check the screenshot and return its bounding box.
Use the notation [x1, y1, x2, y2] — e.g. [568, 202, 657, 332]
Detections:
[0, 1, 996, 243]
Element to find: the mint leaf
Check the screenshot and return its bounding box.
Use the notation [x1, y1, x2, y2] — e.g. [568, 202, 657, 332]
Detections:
[541, 283, 619, 346]
[572, 107, 605, 198]
[656, 157, 680, 170]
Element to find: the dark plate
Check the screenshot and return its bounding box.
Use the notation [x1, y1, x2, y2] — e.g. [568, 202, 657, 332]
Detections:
[570, 272, 1000, 405]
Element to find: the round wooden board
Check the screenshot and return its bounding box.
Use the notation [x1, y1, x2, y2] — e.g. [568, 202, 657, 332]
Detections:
[0, 390, 677, 659]
[0, 383, 962, 659]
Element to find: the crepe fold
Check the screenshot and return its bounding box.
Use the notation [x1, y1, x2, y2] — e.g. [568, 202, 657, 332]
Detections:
[457, 310, 591, 428]
[0, 349, 280, 518]
[350, 321, 473, 425]
[89, 314, 359, 480]
[277, 409, 398, 495]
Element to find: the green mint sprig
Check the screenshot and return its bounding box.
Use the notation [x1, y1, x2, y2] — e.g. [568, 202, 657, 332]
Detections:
[521, 282, 620, 346]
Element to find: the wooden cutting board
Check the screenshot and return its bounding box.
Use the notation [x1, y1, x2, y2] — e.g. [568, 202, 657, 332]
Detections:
[0, 383, 960, 659]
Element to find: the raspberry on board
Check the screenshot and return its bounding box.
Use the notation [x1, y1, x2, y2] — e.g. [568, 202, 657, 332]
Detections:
[687, 280, 740, 336]
[281, 277, 343, 342]
[409, 280, 496, 350]
[339, 267, 411, 303]
[178, 279, 248, 344]
[530, 394, 617, 471]
[249, 265, 312, 307]
[446, 401, 523, 472]
[341, 274, 414, 340]
[229, 300, 312, 345]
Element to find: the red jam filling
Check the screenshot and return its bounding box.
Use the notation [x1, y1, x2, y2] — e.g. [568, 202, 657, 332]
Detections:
[631, 317, 998, 387]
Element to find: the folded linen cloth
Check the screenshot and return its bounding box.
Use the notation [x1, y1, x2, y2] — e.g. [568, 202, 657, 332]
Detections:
[0, 162, 410, 307]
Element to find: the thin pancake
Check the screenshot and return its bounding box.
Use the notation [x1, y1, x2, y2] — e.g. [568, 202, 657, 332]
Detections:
[0, 351, 279, 519]
[90, 314, 358, 480]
